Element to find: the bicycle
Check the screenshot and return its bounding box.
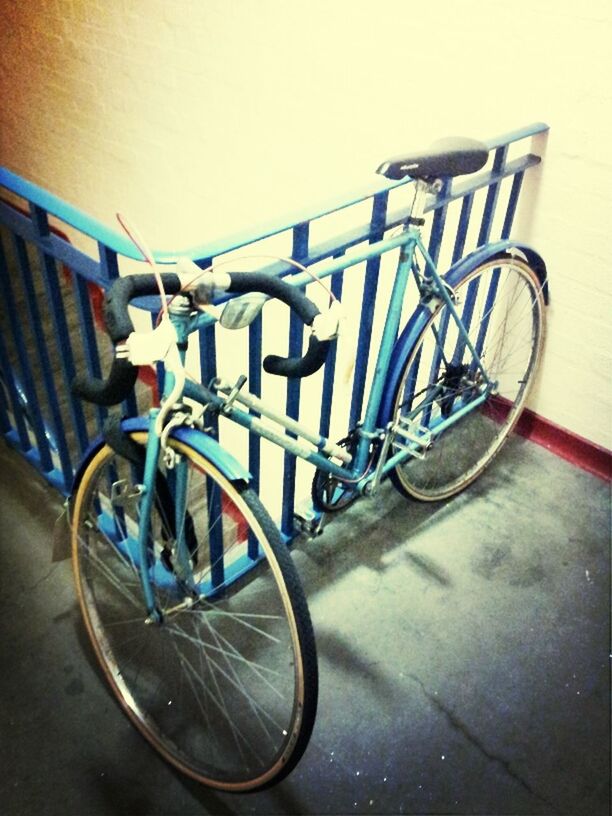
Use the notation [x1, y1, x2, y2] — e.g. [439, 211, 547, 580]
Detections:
[69, 137, 547, 792]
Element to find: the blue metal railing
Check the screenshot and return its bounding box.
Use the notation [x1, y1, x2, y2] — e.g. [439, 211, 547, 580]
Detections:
[0, 122, 548, 531]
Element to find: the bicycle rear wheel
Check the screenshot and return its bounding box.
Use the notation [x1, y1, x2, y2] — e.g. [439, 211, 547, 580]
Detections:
[71, 431, 318, 791]
[390, 257, 546, 500]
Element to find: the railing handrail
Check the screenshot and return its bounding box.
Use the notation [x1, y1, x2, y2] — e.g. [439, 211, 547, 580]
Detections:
[0, 122, 548, 265]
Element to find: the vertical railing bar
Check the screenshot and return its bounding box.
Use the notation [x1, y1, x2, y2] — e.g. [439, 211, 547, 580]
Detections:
[281, 223, 309, 538]
[419, 186, 471, 422]
[28, 203, 49, 240]
[0, 232, 54, 469]
[427, 178, 451, 266]
[198, 257, 217, 420]
[121, 382, 139, 419]
[451, 146, 509, 368]
[208, 479, 225, 587]
[73, 274, 107, 433]
[247, 313, 263, 560]
[99, 243, 143, 418]
[423, 315, 451, 427]
[397, 259, 429, 428]
[418, 179, 454, 420]
[0, 328, 31, 448]
[97, 241, 139, 417]
[452, 193, 474, 262]
[99, 243, 120, 282]
[431, 193, 474, 392]
[474, 173, 525, 360]
[474, 268, 502, 361]
[144, 310, 161, 407]
[348, 192, 389, 429]
[501, 171, 524, 240]
[477, 145, 508, 246]
[124, 308, 158, 420]
[318, 263, 345, 440]
[0, 360, 11, 433]
[13, 234, 75, 477]
[192, 256, 223, 581]
[248, 315, 263, 490]
[30, 204, 89, 465]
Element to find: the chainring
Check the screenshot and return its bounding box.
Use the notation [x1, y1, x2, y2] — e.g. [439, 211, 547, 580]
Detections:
[311, 434, 359, 512]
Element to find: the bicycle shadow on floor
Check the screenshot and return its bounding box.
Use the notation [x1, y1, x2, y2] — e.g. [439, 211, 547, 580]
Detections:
[293, 474, 466, 589]
[289, 439, 524, 698]
[293, 434, 528, 591]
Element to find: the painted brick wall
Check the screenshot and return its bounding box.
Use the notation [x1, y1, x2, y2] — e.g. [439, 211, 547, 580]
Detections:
[1, 0, 610, 449]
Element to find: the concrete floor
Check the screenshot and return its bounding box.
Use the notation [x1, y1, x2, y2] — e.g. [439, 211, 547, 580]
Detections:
[0, 436, 609, 816]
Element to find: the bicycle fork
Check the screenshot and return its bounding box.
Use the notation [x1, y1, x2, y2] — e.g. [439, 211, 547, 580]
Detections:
[135, 408, 196, 623]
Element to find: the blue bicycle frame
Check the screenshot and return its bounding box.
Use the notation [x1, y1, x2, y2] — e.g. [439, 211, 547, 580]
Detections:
[120, 177, 543, 615]
[178, 199, 489, 482]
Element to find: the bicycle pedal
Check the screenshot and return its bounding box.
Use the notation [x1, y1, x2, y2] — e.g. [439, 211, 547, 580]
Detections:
[293, 511, 324, 538]
[392, 417, 432, 459]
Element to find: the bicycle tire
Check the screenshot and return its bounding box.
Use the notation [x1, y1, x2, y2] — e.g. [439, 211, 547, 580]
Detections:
[71, 431, 318, 791]
[389, 257, 546, 500]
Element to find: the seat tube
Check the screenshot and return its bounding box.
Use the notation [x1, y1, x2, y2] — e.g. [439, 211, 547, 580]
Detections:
[409, 178, 430, 226]
[354, 180, 434, 472]
[355, 233, 417, 472]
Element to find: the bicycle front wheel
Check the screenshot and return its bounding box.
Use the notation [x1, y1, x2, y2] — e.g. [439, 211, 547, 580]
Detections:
[390, 257, 546, 500]
[71, 431, 318, 791]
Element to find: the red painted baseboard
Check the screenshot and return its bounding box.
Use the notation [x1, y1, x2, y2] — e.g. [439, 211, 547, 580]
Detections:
[515, 408, 611, 482]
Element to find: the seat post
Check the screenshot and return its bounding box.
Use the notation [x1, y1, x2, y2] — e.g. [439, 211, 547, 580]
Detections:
[408, 177, 439, 227]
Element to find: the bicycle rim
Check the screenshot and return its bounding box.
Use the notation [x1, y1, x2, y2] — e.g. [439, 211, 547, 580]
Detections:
[391, 258, 546, 500]
[71, 433, 317, 791]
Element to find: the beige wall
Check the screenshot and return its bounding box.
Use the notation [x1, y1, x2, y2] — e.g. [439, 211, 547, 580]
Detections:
[1, 0, 611, 450]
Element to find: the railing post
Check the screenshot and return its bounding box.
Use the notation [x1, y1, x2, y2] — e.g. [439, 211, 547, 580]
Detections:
[349, 191, 389, 429]
[281, 222, 310, 537]
[0, 231, 56, 473]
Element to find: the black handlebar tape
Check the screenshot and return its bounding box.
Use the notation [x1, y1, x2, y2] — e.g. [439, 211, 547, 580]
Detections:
[226, 272, 319, 326]
[104, 272, 183, 343]
[264, 335, 331, 378]
[227, 272, 330, 378]
[72, 272, 182, 406]
[71, 356, 138, 407]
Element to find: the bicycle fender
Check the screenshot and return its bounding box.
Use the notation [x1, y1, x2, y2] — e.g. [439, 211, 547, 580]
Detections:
[442, 241, 549, 305]
[377, 240, 549, 428]
[163, 423, 252, 484]
[71, 417, 251, 498]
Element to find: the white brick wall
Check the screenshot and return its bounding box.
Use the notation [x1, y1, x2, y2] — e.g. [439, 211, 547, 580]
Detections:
[1, 0, 610, 448]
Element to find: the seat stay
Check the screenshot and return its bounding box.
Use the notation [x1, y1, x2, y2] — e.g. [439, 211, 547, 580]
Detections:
[416, 235, 492, 386]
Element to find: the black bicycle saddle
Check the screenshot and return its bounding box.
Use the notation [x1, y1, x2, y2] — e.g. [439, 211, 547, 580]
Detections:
[377, 137, 488, 181]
